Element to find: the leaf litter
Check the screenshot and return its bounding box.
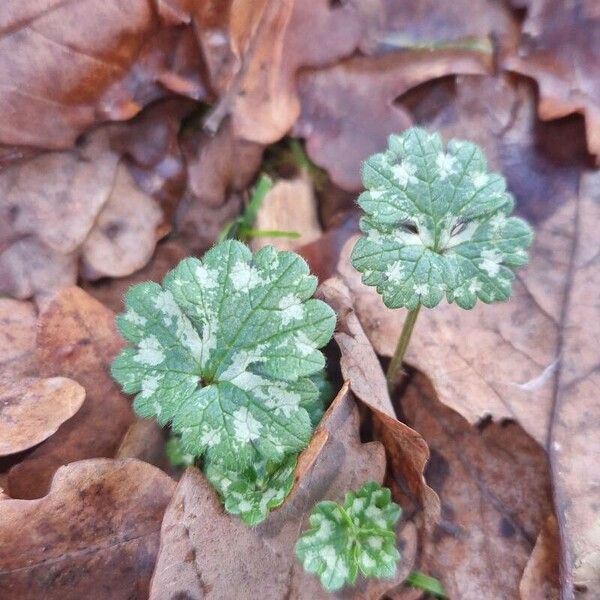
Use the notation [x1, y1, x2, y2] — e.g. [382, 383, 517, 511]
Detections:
[0, 1, 597, 598]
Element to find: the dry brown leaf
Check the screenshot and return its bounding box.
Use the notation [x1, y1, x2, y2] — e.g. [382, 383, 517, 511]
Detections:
[116, 418, 171, 474]
[150, 385, 417, 599]
[0, 127, 166, 299]
[503, 0, 600, 161]
[0, 376, 85, 456]
[183, 120, 264, 209]
[0, 458, 175, 599]
[81, 162, 164, 279]
[82, 240, 189, 314]
[294, 50, 490, 191]
[317, 277, 440, 529]
[250, 174, 322, 252]
[204, 0, 368, 144]
[0, 299, 37, 378]
[7, 287, 134, 498]
[401, 372, 554, 599]
[520, 515, 560, 600]
[0, 1, 201, 149]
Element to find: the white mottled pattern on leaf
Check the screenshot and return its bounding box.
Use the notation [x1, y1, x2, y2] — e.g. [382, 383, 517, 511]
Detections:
[295, 482, 401, 591]
[111, 240, 336, 468]
[351, 127, 534, 310]
[204, 454, 297, 526]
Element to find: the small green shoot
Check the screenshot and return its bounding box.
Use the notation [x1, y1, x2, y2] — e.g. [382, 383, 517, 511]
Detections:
[295, 482, 401, 592]
[219, 174, 300, 243]
[351, 127, 533, 392]
[406, 570, 447, 598]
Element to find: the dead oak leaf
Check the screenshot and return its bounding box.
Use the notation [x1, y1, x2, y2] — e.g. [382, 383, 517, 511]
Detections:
[0, 127, 165, 300]
[400, 372, 554, 600]
[0, 458, 175, 599]
[519, 515, 560, 600]
[204, 0, 368, 144]
[7, 287, 135, 499]
[317, 277, 440, 529]
[149, 384, 417, 599]
[0, 299, 37, 378]
[294, 49, 491, 191]
[0, 375, 85, 456]
[0, 0, 202, 149]
[503, 0, 600, 162]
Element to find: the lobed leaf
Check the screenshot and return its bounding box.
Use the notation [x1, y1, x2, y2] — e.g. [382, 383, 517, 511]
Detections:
[111, 240, 336, 469]
[204, 454, 297, 526]
[351, 127, 533, 310]
[295, 482, 401, 591]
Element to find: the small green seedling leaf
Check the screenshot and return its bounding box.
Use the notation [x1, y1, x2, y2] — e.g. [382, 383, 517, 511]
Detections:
[165, 434, 195, 468]
[351, 127, 533, 310]
[204, 453, 297, 526]
[295, 482, 401, 592]
[111, 240, 336, 469]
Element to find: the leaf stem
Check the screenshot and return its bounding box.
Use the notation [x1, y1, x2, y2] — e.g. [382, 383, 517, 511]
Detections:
[386, 304, 421, 394]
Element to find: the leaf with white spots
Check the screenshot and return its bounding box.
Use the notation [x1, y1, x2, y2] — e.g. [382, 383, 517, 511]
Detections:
[111, 240, 336, 469]
[204, 454, 297, 526]
[295, 482, 401, 591]
[351, 127, 533, 310]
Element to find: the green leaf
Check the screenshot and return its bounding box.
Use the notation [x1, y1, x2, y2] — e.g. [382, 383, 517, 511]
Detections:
[165, 433, 196, 468]
[204, 453, 297, 526]
[351, 127, 533, 310]
[111, 240, 336, 469]
[295, 482, 401, 592]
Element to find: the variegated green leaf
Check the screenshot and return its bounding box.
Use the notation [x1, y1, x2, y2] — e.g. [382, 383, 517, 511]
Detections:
[295, 482, 401, 591]
[351, 127, 533, 310]
[204, 453, 297, 526]
[111, 240, 336, 469]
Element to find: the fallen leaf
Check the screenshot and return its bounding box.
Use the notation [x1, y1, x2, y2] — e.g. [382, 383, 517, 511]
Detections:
[204, 0, 368, 144]
[0, 128, 166, 299]
[0, 299, 37, 378]
[317, 277, 440, 528]
[0, 376, 85, 456]
[503, 0, 600, 161]
[182, 120, 264, 209]
[294, 49, 491, 190]
[149, 384, 417, 599]
[250, 174, 322, 252]
[7, 287, 134, 499]
[80, 162, 164, 279]
[519, 515, 560, 600]
[401, 372, 554, 600]
[116, 418, 170, 473]
[82, 240, 189, 314]
[0, 1, 201, 149]
[0, 458, 175, 599]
